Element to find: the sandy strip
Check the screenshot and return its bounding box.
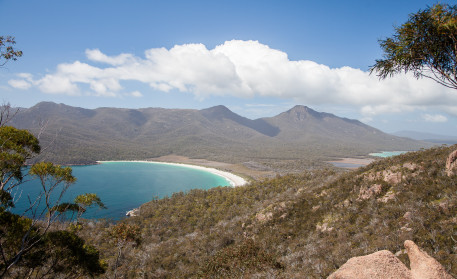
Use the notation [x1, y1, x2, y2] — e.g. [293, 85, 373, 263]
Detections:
[96, 160, 247, 187]
[327, 158, 374, 165]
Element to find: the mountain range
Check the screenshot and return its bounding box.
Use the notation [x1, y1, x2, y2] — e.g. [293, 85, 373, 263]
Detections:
[11, 102, 429, 166]
[392, 130, 457, 145]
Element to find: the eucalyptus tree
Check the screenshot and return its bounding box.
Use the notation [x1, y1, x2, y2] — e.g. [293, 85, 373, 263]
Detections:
[0, 38, 106, 277]
[371, 4, 457, 90]
[0, 118, 106, 278]
[0, 36, 22, 66]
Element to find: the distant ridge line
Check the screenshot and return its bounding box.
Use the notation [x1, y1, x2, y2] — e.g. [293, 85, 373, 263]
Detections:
[10, 101, 431, 165]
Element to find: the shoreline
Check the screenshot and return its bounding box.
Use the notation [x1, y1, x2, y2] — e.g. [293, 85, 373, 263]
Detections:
[96, 160, 248, 187]
[326, 157, 375, 169]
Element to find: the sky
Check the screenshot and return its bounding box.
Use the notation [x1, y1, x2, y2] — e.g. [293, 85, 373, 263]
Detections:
[1, 0, 457, 136]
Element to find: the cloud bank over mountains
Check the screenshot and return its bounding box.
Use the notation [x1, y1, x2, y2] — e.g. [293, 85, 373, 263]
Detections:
[8, 40, 457, 118]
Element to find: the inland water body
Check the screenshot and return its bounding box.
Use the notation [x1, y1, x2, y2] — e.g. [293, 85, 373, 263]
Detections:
[369, 151, 408, 158]
[11, 162, 231, 220]
[328, 151, 409, 169]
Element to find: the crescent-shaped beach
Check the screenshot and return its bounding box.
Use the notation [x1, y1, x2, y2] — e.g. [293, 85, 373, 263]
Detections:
[96, 160, 248, 187]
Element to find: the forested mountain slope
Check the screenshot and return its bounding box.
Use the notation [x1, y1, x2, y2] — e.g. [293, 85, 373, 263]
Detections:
[11, 102, 429, 166]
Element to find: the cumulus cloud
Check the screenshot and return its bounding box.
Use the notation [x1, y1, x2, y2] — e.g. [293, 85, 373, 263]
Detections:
[8, 40, 457, 116]
[422, 114, 448, 122]
[8, 79, 32, 90]
[86, 49, 135, 66]
[36, 74, 79, 95]
[8, 73, 34, 89]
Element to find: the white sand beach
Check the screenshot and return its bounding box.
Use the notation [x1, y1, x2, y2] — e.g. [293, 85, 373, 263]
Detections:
[96, 160, 247, 187]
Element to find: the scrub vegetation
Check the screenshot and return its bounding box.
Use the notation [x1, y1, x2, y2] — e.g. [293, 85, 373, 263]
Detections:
[70, 145, 456, 278]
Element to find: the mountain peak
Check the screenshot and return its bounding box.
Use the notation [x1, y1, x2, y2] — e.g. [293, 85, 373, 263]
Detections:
[286, 105, 318, 114]
[288, 105, 312, 112]
[280, 105, 323, 121]
[206, 105, 231, 112]
[30, 101, 95, 118]
[200, 105, 235, 120]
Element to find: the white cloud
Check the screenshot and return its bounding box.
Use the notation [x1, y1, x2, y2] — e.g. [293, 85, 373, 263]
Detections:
[422, 114, 448, 122]
[129, 91, 143, 97]
[86, 49, 135, 66]
[8, 40, 457, 117]
[8, 79, 32, 89]
[17, 73, 34, 80]
[360, 104, 416, 117]
[8, 73, 34, 89]
[36, 74, 79, 95]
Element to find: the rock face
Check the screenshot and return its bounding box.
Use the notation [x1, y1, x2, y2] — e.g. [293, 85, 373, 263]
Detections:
[358, 184, 383, 200]
[328, 240, 453, 279]
[126, 208, 139, 217]
[446, 149, 457, 176]
[327, 250, 412, 279]
[405, 240, 453, 279]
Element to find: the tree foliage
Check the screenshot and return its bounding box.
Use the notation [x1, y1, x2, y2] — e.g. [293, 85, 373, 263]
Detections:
[371, 4, 457, 90]
[0, 110, 106, 278]
[0, 126, 40, 188]
[0, 37, 106, 278]
[0, 36, 22, 66]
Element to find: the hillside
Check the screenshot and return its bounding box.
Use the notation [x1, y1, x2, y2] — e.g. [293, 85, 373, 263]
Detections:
[11, 102, 429, 171]
[74, 145, 457, 278]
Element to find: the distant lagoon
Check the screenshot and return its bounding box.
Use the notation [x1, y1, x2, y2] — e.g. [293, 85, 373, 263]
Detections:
[328, 151, 408, 169]
[11, 161, 231, 220]
[369, 151, 408, 158]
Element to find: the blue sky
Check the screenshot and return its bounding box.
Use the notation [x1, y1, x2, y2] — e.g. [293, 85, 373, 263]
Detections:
[1, 0, 457, 136]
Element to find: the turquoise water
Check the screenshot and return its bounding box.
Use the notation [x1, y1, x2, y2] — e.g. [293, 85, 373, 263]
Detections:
[369, 151, 408, 158]
[10, 162, 231, 220]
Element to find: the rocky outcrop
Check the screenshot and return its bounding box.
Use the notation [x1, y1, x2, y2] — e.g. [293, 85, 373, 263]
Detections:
[255, 211, 273, 223]
[126, 208, 139, 217]
[405, 240, 453, 279]
[378, 188, 396, 203]
[255, 202, 288, 223]
[363, 162, 422, 186]
[358, 184, 383, 200]
[364, 167, 403, 185]
[446, 149, 457, 176]
[328, 240, 453, 279]
[327, 250, 411, 279]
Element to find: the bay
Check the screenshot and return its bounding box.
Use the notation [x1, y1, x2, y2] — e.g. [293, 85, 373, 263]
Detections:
[10, 162, 231, 220]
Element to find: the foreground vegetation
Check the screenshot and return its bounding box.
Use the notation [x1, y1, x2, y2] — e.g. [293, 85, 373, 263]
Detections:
[68, 145, 457, 278]
[0, 123, 107, 278]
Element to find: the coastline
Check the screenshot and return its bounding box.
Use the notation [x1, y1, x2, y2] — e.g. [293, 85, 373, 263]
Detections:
[96, 160, 248, 187]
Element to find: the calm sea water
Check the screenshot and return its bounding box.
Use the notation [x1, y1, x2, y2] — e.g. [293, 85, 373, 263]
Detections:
[10, 162, 230, 220]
